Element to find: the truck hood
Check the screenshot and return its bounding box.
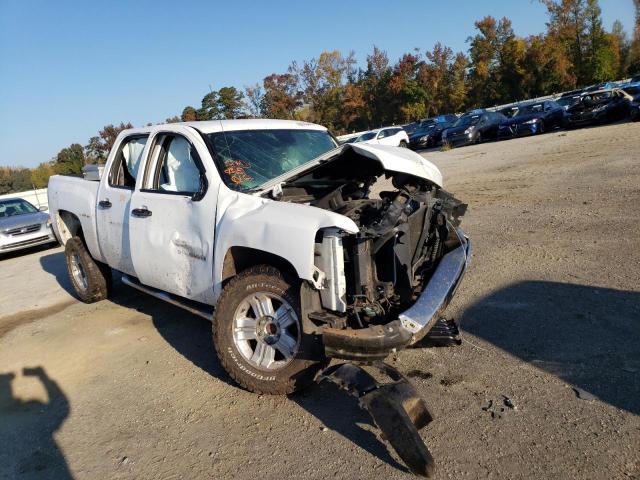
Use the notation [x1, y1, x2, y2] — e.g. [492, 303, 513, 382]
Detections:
[256, 143, 443, 194]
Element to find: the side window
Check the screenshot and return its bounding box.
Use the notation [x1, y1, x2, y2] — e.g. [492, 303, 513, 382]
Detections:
[145, 134, 204, 195]
[109, 135, 148, 189]
[377, 130, 386, 139]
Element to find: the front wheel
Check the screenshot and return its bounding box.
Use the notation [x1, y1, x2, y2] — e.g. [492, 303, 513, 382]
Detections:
[213, 265, 325, 394]
[64, 236, 112, 303]
[399, 140, 408, 148]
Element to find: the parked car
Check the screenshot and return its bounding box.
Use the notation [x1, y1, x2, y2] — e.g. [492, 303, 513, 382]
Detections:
[355, 126, 409, 147]
[441, 110, 508, 147]
[498, 105, 519, 118]
[47, 119, 470, 474]
[498, 100, 565, 139]
[408, 115, 457, 149]
[0, 197, 57, 254]
[401, 121, 421, 135]
[630, 96, 640, 121]
[565, 88, 633, 128]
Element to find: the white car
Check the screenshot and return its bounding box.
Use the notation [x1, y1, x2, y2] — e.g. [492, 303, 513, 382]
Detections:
[356, 126, 409, 147]
[47, 118, 470, 474]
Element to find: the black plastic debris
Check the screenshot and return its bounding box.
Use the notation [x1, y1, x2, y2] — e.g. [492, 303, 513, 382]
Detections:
[320, 362, 435, 477]
[422, 317, 461, 347]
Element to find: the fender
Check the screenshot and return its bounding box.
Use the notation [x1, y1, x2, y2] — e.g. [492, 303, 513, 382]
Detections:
[212, 190, 358, 301]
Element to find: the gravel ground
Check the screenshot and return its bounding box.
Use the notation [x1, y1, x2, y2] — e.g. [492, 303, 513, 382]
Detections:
[1, 122, 639, 479]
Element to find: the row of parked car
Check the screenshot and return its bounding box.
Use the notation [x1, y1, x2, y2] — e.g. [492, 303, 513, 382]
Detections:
[342, 78, 640, 150]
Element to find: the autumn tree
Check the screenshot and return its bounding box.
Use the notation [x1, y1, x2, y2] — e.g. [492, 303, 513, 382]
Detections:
[260, 73, 300, 119]
[85, 122, 134, 164]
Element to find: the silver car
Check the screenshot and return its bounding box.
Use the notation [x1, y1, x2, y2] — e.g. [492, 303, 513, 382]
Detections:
[0, 197, 57, 254]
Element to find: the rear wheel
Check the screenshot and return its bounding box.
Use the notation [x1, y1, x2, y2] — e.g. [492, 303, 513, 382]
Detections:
[213, 265, 326, 394]
[64, 236, 111, 303]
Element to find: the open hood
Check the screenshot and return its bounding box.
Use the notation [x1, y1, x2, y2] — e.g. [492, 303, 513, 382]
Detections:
[256, 143, 443, 195]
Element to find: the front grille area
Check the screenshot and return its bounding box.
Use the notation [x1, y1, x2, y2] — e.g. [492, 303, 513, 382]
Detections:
[5, 224, 41, 236]
[0, 235, 50, 250]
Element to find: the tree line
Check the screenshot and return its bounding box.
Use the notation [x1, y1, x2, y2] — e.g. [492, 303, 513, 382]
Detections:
[1, 0, 638, 194]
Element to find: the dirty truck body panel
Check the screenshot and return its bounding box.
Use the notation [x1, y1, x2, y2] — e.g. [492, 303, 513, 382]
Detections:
[48, 118, 469, 359]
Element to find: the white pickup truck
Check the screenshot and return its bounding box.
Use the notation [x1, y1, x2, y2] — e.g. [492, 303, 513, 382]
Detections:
[48, 119, 470, 396]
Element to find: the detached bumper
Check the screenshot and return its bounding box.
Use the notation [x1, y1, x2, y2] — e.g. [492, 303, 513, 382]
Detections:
[323, 228, 472, 360]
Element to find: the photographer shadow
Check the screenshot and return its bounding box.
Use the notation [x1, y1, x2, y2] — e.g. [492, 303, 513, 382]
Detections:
[0, 367, 72, 479]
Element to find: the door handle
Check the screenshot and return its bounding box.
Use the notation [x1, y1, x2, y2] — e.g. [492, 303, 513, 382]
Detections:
[131, 207, 152, 218]
[99, 199, 112, 209]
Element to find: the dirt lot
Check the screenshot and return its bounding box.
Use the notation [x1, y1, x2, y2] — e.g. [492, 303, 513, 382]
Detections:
[1, 122, 639, 479]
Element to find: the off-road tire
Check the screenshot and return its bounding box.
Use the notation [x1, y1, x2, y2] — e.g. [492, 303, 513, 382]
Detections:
[64, 236, 112, 303]
[213, 265, 326, 395]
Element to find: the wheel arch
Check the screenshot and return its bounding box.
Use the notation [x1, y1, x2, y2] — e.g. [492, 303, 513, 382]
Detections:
[56, 210, 83, 244]
[221, 246, 299, 285]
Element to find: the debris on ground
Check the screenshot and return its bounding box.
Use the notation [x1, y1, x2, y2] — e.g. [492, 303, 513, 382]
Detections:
[572, 387, 597, 401]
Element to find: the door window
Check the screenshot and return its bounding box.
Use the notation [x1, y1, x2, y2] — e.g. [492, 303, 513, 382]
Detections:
[144, 134, 205, 196]
[109, 135, 148, 189]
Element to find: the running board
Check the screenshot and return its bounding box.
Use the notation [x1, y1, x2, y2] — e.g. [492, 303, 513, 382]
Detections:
[120, 274, 214, 321]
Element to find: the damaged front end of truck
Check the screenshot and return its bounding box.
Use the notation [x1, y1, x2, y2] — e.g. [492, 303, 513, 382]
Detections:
[261, 143, 471, 476]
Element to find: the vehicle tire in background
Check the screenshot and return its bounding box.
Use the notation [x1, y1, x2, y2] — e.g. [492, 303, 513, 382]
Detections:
[213, 265, 325, 395]
[538, 122, 546, 134]
[475, 132, 483, 144]
[64, 236, 112, 303]
[399, 140, 408, 148]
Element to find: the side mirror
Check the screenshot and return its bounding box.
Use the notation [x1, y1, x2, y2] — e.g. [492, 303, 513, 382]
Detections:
[39, 206, 48, 212]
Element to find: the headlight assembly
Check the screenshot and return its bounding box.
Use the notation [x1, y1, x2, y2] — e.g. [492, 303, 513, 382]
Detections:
[523, 119, 538, 125]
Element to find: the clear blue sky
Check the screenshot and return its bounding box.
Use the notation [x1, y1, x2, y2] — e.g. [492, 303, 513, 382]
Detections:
[0, 0, 634, 168]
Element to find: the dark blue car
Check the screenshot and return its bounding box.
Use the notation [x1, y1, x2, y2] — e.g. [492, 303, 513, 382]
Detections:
[498, 100, 564, 140]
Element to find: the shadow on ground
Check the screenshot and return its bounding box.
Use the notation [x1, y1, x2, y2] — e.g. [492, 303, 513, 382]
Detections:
[462, 281, 640, 414]
[290, 383, 408, 472]
[39, 251, 406, 471]
[0, 367, 72, 479]
[39, 251, 74, 295]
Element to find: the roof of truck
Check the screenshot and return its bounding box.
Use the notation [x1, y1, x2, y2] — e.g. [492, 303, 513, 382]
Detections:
[182, 119, 328, 134]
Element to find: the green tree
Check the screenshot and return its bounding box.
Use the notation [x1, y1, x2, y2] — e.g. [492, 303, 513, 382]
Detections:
[54, 144, 85, 176]
[31, 162, 55, 188]
[628, 0, 640, 74]
[181, 106, 197, 122]
[217, 86, 245, 119]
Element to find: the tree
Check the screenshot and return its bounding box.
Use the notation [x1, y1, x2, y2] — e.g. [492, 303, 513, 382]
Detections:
[31, 162, 55, 188]
[244, 84, 263, 118]
[628, 0, 640, 75]
[197, 91, 220, 120]
[611, 20, 630, 77]
[181, 106, 197, 122]
[217, 86, 245, 119]
[261, 73, 299, 119]
[54, 144, 85, 176]
[85, 122, 133, 164]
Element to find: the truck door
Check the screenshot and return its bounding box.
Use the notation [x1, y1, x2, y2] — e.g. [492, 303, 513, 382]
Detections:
[95, 134, 149, 276]
[129, 128, 218, 305]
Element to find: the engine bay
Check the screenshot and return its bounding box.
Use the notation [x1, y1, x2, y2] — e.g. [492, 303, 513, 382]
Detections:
[267, 147, 467, 330]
